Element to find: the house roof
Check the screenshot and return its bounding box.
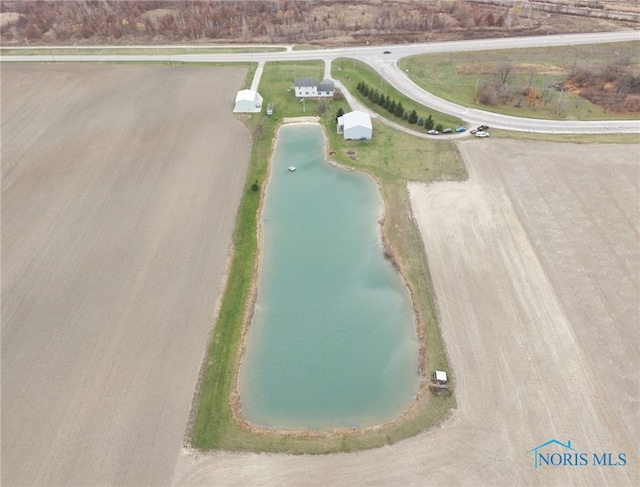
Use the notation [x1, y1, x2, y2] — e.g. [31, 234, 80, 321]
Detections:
[317, 79, 335, 91]
[295, 77, 318, 87]
[339, 110, 372, 130]
[235, 89, 258, 102]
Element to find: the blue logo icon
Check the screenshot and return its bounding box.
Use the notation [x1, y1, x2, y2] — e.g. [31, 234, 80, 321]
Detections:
[528, 439, 626, 469]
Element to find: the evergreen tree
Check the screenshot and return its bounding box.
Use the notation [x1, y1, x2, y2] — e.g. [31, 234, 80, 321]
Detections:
[436, 123, 444, 132]
[401, 110, 409, 120]
[363, 84, 370, 97]
[408, 109, 418, 124]
[377, 93, 386, 107]
[389, 100, 397, 114]
[336, 107, 345, 123]
[425, 114, 434, 130]
[383, 95, 391, 110]
[417, 117, 424, 127]
[394, 101, 404, 117]
[357, 81, 363, 93]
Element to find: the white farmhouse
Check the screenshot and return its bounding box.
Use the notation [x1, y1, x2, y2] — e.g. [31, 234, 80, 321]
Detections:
[233, 89, 263, 113]
[294, 78, 335, 98]
[337, 110, 372, 140]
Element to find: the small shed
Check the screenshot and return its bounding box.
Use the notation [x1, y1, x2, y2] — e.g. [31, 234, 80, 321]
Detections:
[434, 370, 448, 383]
[337, 110, 372, 140]
[233, 89, 263, 113]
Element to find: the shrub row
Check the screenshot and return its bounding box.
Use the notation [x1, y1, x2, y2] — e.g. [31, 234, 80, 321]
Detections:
[356, 81, 444, 131]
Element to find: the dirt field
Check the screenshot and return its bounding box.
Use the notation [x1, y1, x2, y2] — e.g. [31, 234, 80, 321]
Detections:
[1, 65, 251, 486]
[172, 140, 638, 486]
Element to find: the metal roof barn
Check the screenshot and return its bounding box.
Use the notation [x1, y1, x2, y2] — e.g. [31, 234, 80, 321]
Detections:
[233, 89, 263, 113]
[337, 110, 372, 140]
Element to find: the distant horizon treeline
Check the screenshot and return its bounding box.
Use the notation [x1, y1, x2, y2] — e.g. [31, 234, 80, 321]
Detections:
[0, 0, 529, 45]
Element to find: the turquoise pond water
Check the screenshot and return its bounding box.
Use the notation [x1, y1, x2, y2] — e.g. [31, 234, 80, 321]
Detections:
[238, 124, 419, 431]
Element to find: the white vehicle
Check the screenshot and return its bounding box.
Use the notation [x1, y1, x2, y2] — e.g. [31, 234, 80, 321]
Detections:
[475, 131, 490, 138]
[427, 129, 439, 135]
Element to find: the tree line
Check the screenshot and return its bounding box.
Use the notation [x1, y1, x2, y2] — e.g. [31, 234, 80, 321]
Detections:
[354, 80, 442, 132]
[1, 0, 529, 45]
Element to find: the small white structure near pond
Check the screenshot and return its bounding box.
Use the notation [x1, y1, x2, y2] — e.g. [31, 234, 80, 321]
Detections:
[337, 110, 372, 140]
[434, 370, 448, 383]
[234, 89, 263, 113]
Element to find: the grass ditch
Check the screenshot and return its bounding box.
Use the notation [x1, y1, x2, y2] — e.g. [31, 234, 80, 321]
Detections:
[190, 60, 464, 453]
[0, 46, 285, 56]
[486, 129, 639, 144]
[398, 41, 640, 121]
[332, 58, 463, 131]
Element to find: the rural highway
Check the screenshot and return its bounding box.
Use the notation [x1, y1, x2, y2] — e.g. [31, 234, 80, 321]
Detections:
[2, 30, 640, 133]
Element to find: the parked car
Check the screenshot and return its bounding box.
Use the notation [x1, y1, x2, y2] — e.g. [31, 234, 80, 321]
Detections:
[475, 131, 490, 138]
[477, 124, 489, 131]
[442, 128, 453, 134]
[455, 127, 467, 133]
[383, 50, 392, 54]
[427, 129, 439, 135]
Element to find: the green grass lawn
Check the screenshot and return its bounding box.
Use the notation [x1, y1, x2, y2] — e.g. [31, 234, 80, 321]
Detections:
[398, 41, 640, 121]
[332, 58, 463, 130]
[292, 44, 326, 51]
[190, 60, 463, 453]
[486, 129, 639, 144]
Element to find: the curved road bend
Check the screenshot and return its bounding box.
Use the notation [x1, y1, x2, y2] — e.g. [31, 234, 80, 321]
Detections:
[2, 31, 639, 134]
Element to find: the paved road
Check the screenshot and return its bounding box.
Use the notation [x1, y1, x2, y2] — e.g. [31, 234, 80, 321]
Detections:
[2, 31, 639, 133]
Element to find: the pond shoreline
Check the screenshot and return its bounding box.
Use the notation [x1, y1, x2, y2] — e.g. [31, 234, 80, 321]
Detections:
[230, 119, 428, 437]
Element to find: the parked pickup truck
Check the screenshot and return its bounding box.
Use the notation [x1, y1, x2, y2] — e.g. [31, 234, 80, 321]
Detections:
[470, 124, 489, 134]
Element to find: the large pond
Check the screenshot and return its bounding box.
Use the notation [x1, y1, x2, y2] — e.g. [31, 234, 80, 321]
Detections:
[238, 124, 419, 431]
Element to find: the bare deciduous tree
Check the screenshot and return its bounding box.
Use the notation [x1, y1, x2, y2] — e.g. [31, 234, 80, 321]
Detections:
[527, 66, 538, 88]
[316, 99, 327, 116]
[496, 62, 513, 85]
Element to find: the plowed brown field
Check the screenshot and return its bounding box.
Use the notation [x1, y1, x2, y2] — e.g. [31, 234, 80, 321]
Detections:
[1, 64, 251, 486]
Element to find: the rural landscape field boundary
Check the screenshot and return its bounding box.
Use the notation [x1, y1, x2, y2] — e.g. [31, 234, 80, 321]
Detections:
[183, 48, 636, 453]
[2, 24, 638, 485]
[188, 59, 467, 453]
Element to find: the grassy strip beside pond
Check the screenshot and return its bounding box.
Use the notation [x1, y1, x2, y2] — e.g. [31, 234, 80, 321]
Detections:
[190, 60, 463, 453]
[398, 41, 640, 121]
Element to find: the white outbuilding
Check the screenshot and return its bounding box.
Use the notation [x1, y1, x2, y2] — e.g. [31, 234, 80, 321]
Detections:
[233, 89, 263, 113]
[337, 110, 372, 140]
[434, 370, 448, 383]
